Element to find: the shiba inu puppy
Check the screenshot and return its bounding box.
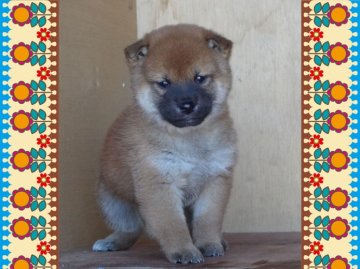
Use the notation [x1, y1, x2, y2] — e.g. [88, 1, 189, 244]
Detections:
[93, 24, 237, 264]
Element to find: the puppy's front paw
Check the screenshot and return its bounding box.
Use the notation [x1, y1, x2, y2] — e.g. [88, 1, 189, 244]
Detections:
[198, 242, 225, 257]
[166, 246, 204, 264]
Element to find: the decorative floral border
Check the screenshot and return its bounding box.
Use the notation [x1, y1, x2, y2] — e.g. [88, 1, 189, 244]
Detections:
[0, 1, 58, 268]
[302, 1, 358, 268]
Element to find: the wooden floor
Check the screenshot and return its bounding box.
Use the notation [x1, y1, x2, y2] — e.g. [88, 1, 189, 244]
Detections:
[60, 232, 300, 268]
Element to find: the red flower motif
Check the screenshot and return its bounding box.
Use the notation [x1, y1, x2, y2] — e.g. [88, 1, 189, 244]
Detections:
[309, 241, 323, 255]
[37, 28, 51, 42]
[37, 241, 51, 255]
[37, 134, 51, 148]
[309, 173, 323, 187]
[309, 67, 323, 80]
[310, 28, 323, 41]
[37, 67, 51, 80]
[309, 134, 323, 148]
[37, 173, 51, 187]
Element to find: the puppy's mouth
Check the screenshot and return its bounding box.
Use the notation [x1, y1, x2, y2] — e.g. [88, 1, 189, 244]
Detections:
[171, 117, 206, 128]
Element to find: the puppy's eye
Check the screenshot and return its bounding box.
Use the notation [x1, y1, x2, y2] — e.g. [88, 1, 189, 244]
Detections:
[194, 74, 207, 84]
[157, 79, 171, 89]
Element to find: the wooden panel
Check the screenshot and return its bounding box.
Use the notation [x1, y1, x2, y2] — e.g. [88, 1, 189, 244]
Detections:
[59, 0, 137, 251]
[137, 0, 301, 232]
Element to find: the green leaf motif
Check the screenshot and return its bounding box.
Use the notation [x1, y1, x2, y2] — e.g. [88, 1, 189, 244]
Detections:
[39, 123, 47, 134]
[314, 80, 322, 91]
[322, 109, 330, 120]
[39, 16, 46, 27]
[314, 229, 322, 240]
[322, 55, 330, 66]
[322, 201, 330, 211]
[39, 162, 46, 173]
[38, 255, 46, 266]
[30, 187, 38, 197]
[322, 123, 330, 134]
[314, 16, 322, 27]
[314, 3, 322, 13]
[31, 230, 38, 240]
[30, 3, 38, 13]
[31, 162, 38, 172]
[39, 216, 46, 227]
[31, 17, 38, 27]
[322, 162, 330, 172]
[31, 123, 38, 134]
[314, 216, 322, 227]
[31, 216, 38, 227]
[39, 55, 46, 66]
[314, 123, 322, 134]
[314, 187, 322, 198]
[30, 41, 38, 52]
[30, 55, 38, 66]
[314, 94, 322, 105]
[30, 80, 38, 90]
[322, 41, 330, 52]
[322, 255, 330, 265]
[322, 187, 330, 197]
[31, 201, 39, 211]
[322, 3, 330, 13]
[38, 42, 46, 52]
[31, 94, 38, 105]
[39, 148, 46, 159]
[31, 255, 38, 265]
[322, 94, 330, 104]
[31, 109, 38, 120]
[39, 2, 46, 13]
[39, 109, 46, 120]
[39, 94, 46, 105]
[322, 80, 330, 90]
[322, 16, 330, 27]
[39, 80, 46, 91]
[39, 201, 47, 211]
[314, 255, 322, 266]
[314, 55, 322, 66]
[314, 109, 322, 120]
[38, 230, 46, 240]
[314, 200, 322, 211]
[322, 230, 330, 240]
[322, 148, 330, 158]
[30, 148, 38, 159]
[39, 187, 46, 198]
[314, 148, 322, 159]
[314, 162, 322, 172]
[314, 42, 322, 52]
[322, 216, 330, 226]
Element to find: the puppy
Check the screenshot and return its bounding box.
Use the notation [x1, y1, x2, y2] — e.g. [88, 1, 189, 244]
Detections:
[93, 24, 237, 264]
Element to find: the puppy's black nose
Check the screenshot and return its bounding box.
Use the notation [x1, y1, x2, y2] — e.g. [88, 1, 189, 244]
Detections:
[178, 100, 196, 115]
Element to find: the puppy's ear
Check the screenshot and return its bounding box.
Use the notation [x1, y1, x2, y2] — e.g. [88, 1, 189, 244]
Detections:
[205, 31, 233, 60]
[124, 38, 148, 67]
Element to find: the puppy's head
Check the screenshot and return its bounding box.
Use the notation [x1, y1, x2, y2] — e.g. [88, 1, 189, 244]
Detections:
[125, 24, 232, 129]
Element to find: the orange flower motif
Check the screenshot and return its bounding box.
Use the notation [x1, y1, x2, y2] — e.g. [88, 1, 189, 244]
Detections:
[310, 67, 323, 80]
[37, 241, 51, 255]
[310, 28, 323, 41]
[37, 67, 51, 80]
[37, 134, 51, 148]
[309, 134, 323, 148]
[310, 241, 323, 255]
[309, 173, 323, 187]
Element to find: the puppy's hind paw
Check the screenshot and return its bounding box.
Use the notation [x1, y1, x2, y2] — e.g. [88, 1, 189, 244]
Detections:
[198, 242, 225, 257]
[92, 239, 121, 252]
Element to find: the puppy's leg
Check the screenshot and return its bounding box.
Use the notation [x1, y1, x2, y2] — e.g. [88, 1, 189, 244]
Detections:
[93, 185, 142, 251]
[191, 176, 232, 257]
[136, 183, 204, 264]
